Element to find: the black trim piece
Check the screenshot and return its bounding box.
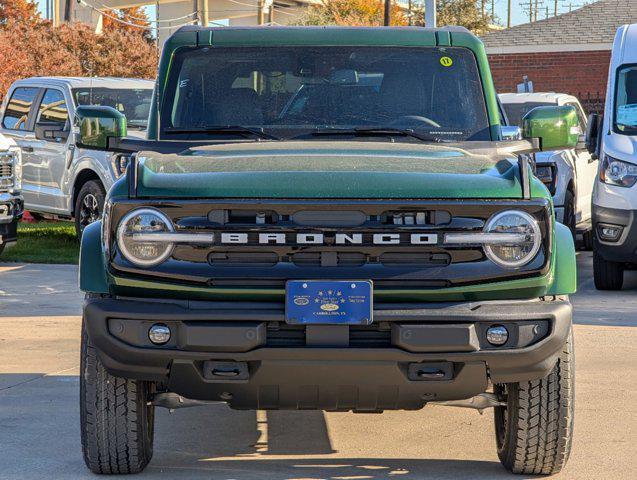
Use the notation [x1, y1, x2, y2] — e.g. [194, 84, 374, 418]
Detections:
[108, 198, 552, 290]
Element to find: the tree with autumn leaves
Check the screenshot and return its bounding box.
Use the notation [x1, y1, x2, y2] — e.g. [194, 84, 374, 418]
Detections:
[0, 0, 157, 100]
[297, 0, 491, 34]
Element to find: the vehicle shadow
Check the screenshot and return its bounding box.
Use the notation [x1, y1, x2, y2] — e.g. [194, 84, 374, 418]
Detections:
[149, 405, 527, 480]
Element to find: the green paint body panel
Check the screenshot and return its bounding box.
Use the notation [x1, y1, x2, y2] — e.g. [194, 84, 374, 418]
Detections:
[81, 26, 577, 303]
[79, 221, 109, 294]
[522, 105, 580, 151]
[135, 142, 523, 199]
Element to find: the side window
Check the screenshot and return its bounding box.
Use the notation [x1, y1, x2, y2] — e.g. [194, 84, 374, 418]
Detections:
[37, 89, 69, 130]
[2, 87, 39, 130]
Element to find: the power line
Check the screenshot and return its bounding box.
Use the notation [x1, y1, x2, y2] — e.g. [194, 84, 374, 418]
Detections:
[78, 0, 198, 30]
[90, 0, 198, 23]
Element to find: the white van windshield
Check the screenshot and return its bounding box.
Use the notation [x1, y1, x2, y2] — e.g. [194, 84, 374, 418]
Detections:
[615, 65, 637, 134]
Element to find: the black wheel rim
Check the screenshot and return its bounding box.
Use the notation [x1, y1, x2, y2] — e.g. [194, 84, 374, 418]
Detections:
[79, 193, 100, 232]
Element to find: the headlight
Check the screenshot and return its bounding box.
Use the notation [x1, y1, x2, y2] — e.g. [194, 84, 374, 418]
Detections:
[483, 210, 542, 268]
[117, 208, 174, 267]
[0, 150, 20, 192]
[600, 155, 637, 187]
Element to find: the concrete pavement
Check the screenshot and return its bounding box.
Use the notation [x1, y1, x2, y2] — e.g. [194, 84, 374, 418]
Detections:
[1, 253, 636, 479]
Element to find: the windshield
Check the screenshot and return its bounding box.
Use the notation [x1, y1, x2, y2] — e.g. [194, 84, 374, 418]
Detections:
[614, 65, 637, 134]
[72, 87, 153, 129]
[161, 46, 490, 141]
[502, 101, 555, 126]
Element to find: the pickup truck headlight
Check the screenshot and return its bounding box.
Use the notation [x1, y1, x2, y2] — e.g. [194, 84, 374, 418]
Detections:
[483, 210, 542, 268]
[600, 155, 637, 188]
[0, 150, 20, 192]
[117, 208, 174, 267]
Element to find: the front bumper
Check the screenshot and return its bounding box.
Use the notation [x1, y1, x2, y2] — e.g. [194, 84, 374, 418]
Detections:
[0, 192, 23, 244]
[84, 295, 572, 411]
[592, 205, 637, 263]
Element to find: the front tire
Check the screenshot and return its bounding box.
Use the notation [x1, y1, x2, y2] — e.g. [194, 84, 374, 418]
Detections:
[494, 329, 574, 475]
[563, 190, 576, 241]
[75, 180, 105, 239]
[80, 318, 155, 474]
[593, 251, 624, 290]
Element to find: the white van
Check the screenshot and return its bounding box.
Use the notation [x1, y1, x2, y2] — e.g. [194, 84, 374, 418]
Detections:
[589, 24, 637, 289]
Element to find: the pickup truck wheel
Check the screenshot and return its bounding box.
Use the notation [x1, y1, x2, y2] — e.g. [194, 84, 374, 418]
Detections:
[493, 329, 574, 475]
[80, 318, 155, 474]
[563, 190, 576, 241]
[593, 251, 624, 290]
[75, 180, 105, 239]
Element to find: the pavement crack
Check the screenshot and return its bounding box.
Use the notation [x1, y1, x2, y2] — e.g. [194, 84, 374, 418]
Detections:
[0, 366, 78, 392]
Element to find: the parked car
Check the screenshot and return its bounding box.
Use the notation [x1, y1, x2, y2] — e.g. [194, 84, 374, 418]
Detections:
[499, 92, 598, 245]
[0, 132, 23, 256]
[587, 24, 637, 289]
[0, 77, 154, 237]
[75, 26, 578, 476]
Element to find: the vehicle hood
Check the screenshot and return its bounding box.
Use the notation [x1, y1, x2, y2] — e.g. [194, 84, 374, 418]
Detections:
[134, 141, 525, 199]
[0, 132, 17, 151]
[604, 132, 637, 164]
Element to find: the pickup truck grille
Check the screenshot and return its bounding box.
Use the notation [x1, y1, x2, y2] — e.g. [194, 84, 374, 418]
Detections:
[109, 199, 552, 291]
[0, 155, 14, 190]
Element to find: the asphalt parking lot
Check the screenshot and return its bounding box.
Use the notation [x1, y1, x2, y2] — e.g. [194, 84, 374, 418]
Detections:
[1, 252, 636, 480]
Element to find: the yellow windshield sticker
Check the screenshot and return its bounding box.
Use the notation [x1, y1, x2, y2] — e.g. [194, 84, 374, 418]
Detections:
[440, 56, 453, 67]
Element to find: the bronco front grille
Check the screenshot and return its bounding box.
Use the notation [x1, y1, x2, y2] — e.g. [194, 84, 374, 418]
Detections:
[109, 199, 552, 291]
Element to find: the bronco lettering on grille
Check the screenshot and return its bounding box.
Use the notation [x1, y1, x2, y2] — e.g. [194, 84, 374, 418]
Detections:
[219, 232, 439, 245]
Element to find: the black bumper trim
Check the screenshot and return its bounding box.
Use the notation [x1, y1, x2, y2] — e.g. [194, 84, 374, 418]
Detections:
[84, 296, 572, 408]
[593, 205, 637, 263]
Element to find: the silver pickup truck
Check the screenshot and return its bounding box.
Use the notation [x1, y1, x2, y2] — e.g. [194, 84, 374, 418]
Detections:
[0, 77, 153, 237]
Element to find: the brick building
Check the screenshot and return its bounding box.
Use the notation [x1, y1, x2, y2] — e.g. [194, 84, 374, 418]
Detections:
[481, 0, 637, 113]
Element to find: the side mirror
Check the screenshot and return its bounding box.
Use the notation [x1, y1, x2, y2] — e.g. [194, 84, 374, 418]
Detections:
[500, 125, 522, 140]
[585, 113, 602, 159]
[74, 106, 126, 150]
[522, 105, 579, 151]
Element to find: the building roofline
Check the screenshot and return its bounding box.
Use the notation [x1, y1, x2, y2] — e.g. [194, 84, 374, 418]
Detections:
[486, 43, 613, 54]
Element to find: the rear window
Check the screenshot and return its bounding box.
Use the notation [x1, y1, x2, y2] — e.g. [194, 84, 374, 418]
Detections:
[2, 87, 39, 130]
[502, 101, 555, 126]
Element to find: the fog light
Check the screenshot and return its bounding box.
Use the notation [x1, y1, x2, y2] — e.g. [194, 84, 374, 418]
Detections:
[597, 223, 623, 242]
[148, 324, 171, 345]
[486, 325, 509, 346]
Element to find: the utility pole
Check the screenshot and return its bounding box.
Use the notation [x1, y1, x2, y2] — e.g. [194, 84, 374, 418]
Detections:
[554, 0, 558, 16]
[408, 0, 412, 26]
[529, 0, 533, 21]
[384, 0, 391, 26]
[507, 0, 512, 27]
[258, 0, 265, 25]
[425, 0, 436, 27]
[481, 0, 486, 18]
[491, 0, 495, 21]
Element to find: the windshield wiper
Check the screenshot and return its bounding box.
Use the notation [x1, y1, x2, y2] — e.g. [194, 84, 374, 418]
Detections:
[164, 125, 280, 140]
[293, 127, 445, 143]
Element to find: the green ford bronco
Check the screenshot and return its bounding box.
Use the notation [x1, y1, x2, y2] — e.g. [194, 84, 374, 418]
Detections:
[76, 26, 578, 475]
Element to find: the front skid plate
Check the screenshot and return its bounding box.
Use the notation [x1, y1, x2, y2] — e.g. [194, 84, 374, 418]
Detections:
[167, 359, 488, 410]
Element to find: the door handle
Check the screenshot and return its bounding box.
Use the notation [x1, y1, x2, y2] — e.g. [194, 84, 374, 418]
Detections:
[22, 146, 34, 153]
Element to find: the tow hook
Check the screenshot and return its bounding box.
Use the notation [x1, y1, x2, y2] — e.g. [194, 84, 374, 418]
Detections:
[149, 392, 221, 412]
[432, 393, 506, 414]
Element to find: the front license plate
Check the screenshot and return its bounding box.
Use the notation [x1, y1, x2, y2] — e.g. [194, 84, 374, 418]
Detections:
[285, 280, 373, 325]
